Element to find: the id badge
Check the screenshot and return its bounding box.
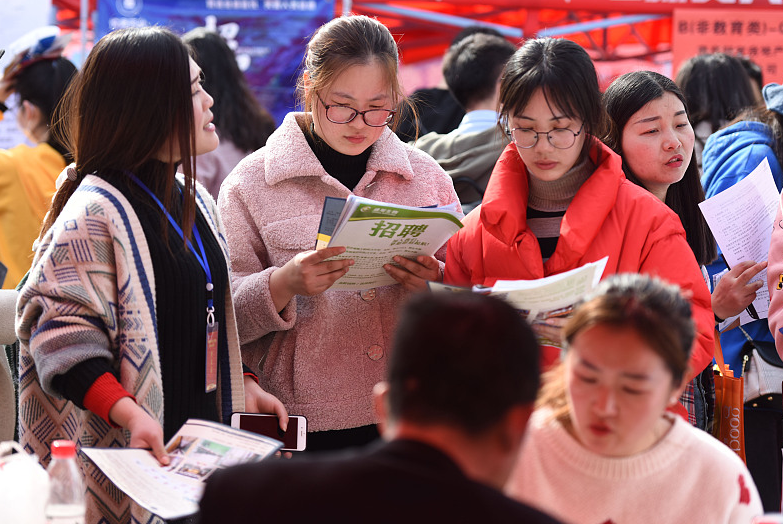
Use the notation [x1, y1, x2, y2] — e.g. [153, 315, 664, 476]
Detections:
[205, 321, 219, 393]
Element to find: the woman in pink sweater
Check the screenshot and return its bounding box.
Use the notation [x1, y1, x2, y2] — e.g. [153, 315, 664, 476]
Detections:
[506, 273, 762, 523]
[218, 15, 458, 451]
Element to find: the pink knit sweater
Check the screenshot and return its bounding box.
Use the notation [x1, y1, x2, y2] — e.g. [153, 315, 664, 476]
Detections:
[218, 113, 458, 431]
[507, 409, 763, 524]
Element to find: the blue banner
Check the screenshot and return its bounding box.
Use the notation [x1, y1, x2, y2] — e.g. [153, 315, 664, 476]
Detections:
[96, 0, 335, 124]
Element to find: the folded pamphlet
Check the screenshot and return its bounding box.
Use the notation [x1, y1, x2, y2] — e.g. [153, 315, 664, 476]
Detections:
[429, 257, 608, 347]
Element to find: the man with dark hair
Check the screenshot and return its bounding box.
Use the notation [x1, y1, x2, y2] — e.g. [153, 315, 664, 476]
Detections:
[395, 25, 507, 141]
[198, 292, 559, 524]
[414, 33, 516, 210]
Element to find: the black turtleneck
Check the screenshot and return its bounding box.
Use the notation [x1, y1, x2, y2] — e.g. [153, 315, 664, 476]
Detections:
[304, 126, 372, 191]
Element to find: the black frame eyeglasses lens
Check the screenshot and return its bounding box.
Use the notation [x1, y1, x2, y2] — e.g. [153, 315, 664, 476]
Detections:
[508, 122, 584, 149]
[318, 95, 395, 127]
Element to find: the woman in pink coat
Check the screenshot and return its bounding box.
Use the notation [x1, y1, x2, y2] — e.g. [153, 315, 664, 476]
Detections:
[218, 15, 458, 452]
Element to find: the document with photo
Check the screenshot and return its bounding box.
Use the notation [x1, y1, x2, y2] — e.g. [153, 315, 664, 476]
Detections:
[82, 419, 282, 519]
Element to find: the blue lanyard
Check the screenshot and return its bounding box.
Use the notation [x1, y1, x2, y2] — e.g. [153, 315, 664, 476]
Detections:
[127, 173, 215, 322]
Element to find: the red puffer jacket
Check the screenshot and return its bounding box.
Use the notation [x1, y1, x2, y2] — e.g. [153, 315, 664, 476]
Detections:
[445, 140, 714, 382]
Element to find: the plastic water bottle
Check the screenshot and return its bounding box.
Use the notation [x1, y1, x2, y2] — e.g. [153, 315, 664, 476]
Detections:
[45, 440, 85, 524]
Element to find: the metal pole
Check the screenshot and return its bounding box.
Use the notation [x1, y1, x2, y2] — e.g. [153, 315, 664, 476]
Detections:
[81, 0, 88, 61]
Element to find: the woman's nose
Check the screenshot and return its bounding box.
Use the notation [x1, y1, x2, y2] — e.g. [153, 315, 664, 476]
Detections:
[533, 132, 554, 151]
[348, 113, 367, 129]
[593, 386, 618, 416]
[662, 128, 681, 150]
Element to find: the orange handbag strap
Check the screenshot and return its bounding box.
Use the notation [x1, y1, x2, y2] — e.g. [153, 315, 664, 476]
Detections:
[714, 329, 733, 378]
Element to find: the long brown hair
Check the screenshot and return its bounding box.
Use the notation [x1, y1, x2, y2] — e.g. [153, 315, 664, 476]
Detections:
[43, 27, 197, 241]
[183, 28, 275, 152]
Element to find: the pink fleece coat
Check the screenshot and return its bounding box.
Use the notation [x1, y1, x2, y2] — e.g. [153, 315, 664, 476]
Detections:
[767, 192, 783, 353]
[218, 113, 458, 431]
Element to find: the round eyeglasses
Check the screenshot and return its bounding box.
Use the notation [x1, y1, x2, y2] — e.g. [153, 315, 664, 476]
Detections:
[507, 121, 585, 149]
[317, 94, 396, 127]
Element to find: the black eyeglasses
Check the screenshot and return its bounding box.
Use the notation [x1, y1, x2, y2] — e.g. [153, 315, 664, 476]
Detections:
[507, 121, 585, 149]
[317, 94, 396, 127]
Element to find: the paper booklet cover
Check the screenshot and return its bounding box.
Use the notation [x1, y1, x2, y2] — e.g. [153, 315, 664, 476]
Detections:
[315, 195, 463, 291]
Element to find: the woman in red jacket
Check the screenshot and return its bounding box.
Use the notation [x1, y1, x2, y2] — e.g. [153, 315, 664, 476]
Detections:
[444, 37, 714, 399]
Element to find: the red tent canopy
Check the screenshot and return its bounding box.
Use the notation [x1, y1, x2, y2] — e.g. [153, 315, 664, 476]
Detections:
[342, 2, 673, 64]
[52, 0, 97, 30]
[51, 0, 780, 68]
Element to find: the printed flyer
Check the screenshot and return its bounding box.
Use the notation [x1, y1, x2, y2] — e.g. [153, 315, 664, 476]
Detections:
[83, 419, 282, 519]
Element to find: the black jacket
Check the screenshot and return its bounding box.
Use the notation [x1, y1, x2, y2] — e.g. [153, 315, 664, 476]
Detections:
[198, 438, 563, 523]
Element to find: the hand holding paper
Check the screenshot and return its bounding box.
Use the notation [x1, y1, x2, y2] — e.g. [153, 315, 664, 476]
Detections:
[711, 260, 767, 321]
[269, 246, 354, 311]
[383, 254, 441, 291]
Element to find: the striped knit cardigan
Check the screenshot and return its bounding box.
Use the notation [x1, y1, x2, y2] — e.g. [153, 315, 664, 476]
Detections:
[16, 174, 246, 524]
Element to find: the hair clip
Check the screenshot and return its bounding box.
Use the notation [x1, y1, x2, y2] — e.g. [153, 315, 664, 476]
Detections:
[55, 163, 77, 190]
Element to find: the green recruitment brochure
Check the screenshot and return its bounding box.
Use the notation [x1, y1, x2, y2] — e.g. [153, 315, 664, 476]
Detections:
[316, 195, 463, 291]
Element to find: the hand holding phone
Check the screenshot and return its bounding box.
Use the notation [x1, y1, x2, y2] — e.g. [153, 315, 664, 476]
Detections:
[231, 413, 307, 451]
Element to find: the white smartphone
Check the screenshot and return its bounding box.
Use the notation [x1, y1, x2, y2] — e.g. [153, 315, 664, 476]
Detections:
[230, 413, 307, 451]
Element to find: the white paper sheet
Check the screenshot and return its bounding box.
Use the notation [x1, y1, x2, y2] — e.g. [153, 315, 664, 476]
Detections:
[698, 157, 780, 320]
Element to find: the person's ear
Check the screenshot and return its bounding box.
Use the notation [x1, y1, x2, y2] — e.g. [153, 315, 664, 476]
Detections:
[372, 381, 390, 436]
[20, 100, 42, 127]
[302, 70, 312, 97]
[17, 100, 46, 142]
[498, 403, 533, 452]
[669, 374, 689, 406]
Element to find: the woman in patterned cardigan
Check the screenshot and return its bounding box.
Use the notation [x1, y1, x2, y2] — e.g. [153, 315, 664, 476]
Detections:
[15, 27, 286, 524]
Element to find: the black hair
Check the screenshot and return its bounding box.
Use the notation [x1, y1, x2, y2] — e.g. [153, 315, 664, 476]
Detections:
[13, 56, 76, 158]
[182, 28, 275, 153]
[738, 56, 764, 93]
[675, 53, 757, 135]
[603, 70, 717, 266]
[565, 273, 694, 384]
[442, 33, 516, 110]
[450, 25, 505, 47]
[387, 292, 540, 436]
[499, 37, 604, 162]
